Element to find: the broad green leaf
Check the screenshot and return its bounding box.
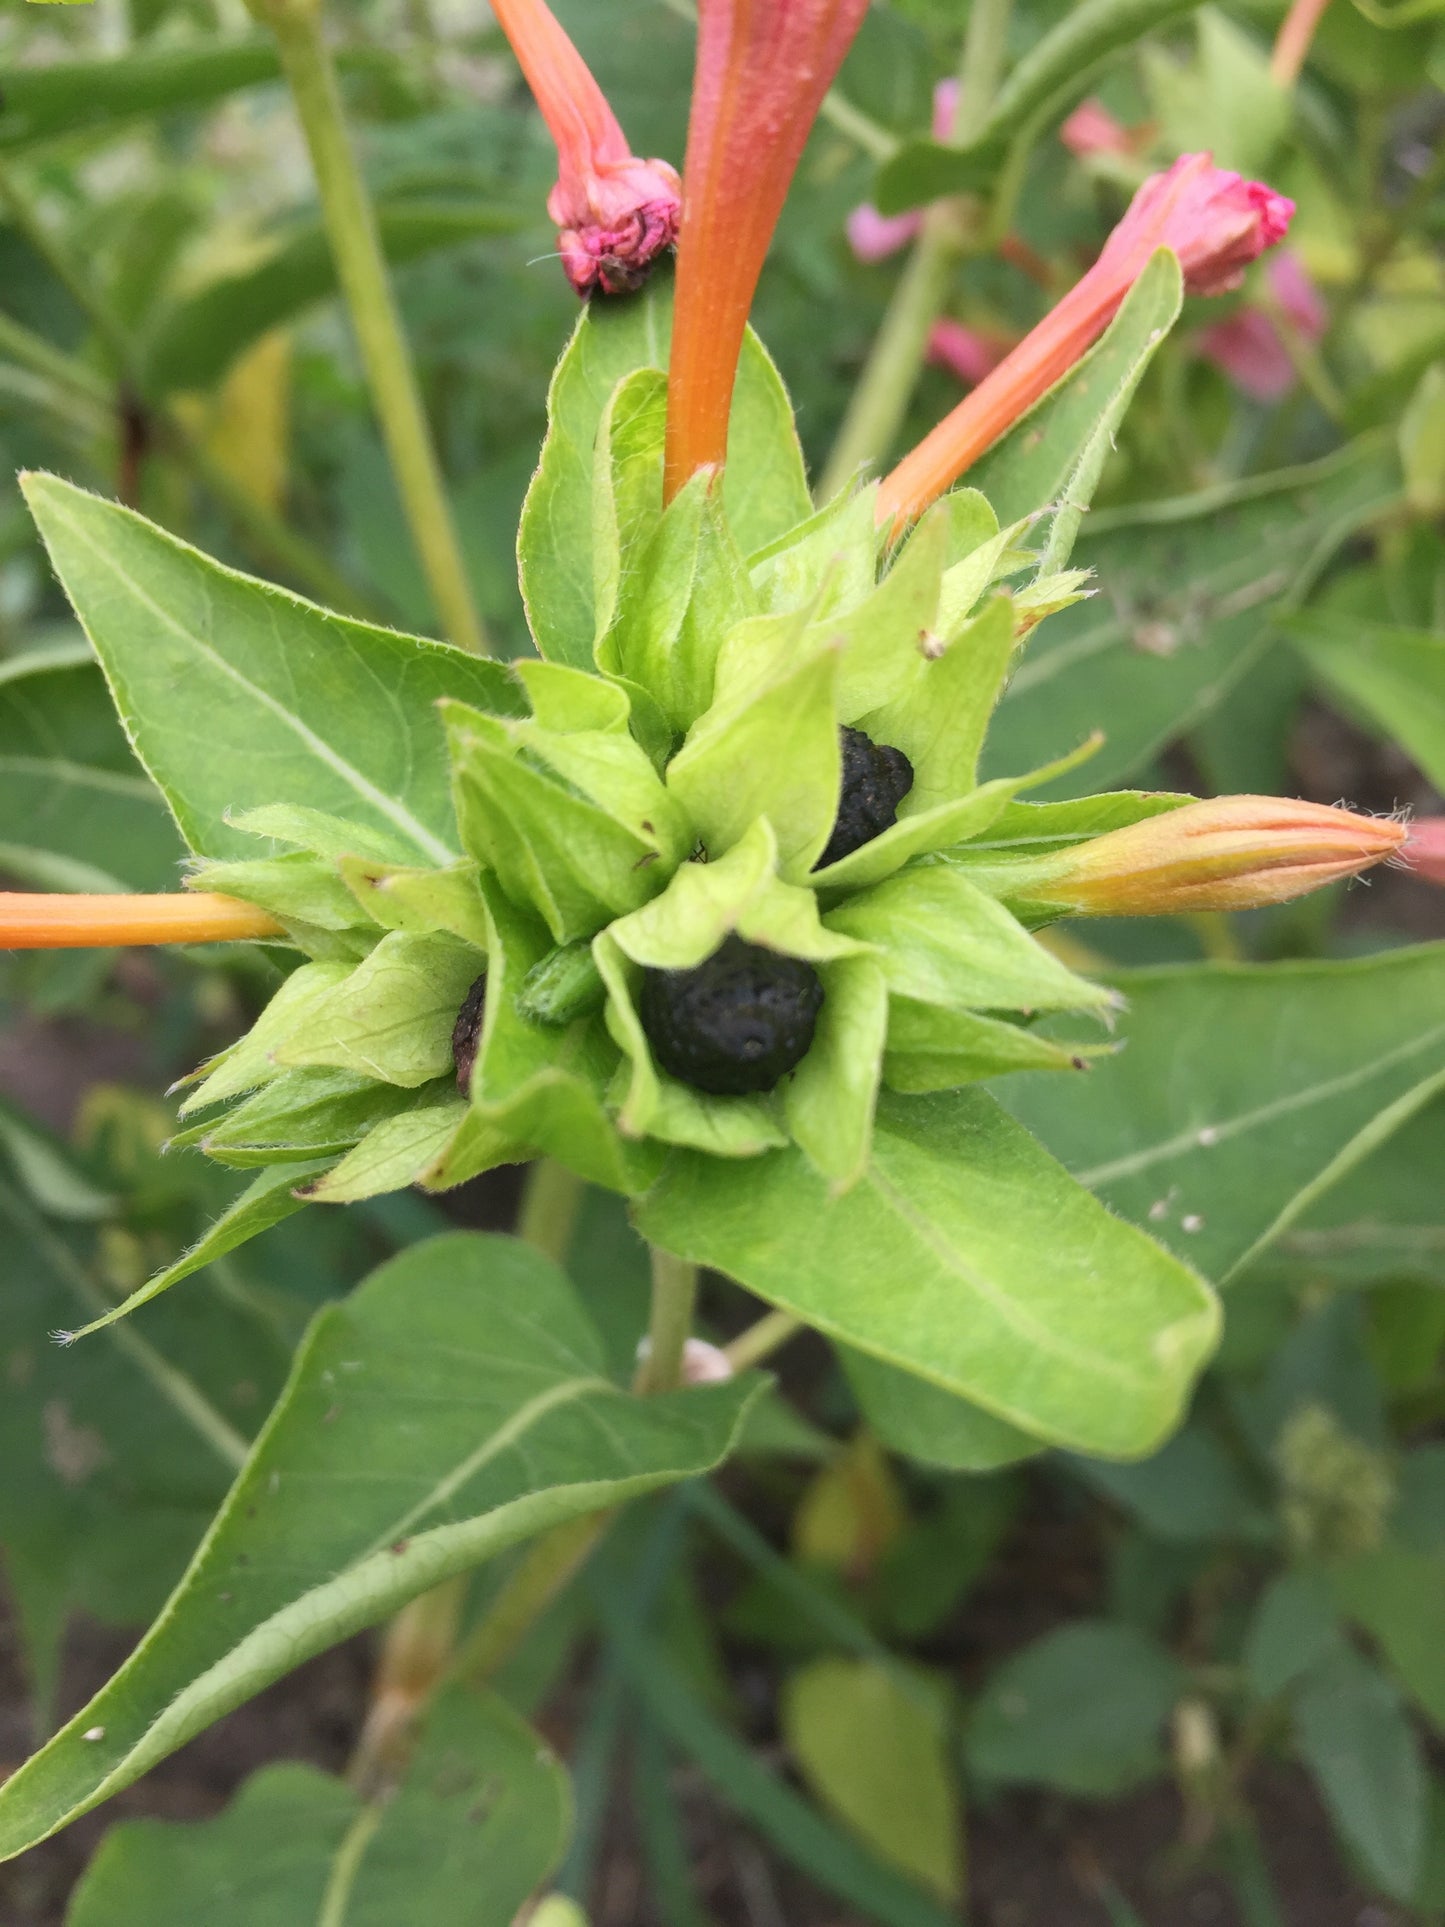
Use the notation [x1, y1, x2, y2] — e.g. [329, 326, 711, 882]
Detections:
[983, 441, 1401, 795]
[20, 475, 522, 863]
[873, 0, 1205, 213]
[841, 1349, 1042, 1470]
[518, 264, 811, 669]
[1294, 1646, 1427, 1901]
[965, 1622, 1185, 1796]
[1274, 1097, 1445, 1287]
[783, 1658, 962, 1901]
[1290, 612, 1445, 791]
[0, 40, 281, 153]
[1244, 1569, 1344, 1700]
[639, 1087, 1219, 1456]
[0, 1233, 760, 1860]
[1003, 947, 1445, 1283]
[1071, 1422, 1269, 1543]
[0, 653, 181, 893]
[65, 1683, 567, 1925]
[143, 200, 524, 396]
[1334, 1545, 1445, 1731]
[968, 252, 1183, 574]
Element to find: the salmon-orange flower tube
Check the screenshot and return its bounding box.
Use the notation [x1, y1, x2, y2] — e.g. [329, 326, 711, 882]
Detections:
[663, 0, 871, 499]
[0, 893, 285, 950]
[876, 153, 1294, 536]
[1403, 819, 1445, 887]
[490, 0, 681, 295]
[974, 797, 1405, 918]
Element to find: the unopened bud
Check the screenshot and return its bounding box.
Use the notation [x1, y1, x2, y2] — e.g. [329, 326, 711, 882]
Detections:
[971, 796, 1405, 918]
[1403, 817, 1445, 886]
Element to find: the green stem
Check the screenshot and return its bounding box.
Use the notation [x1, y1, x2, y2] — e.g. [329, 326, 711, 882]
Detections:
[815, 0, 1014, 501]
[450, 1511, 606, 1687]
[515, 1157, 584, 1266]
[253, 0, 490, 655]
[636, 1247, 700, 1394]
[722, 1306, 802, 1373]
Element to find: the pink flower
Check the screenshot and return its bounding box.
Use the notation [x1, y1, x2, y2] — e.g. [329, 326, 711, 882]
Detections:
[845, 80, 961, 264]
[1060, 98, 1136, 158]
[490, 0, 681, 296]
[926, 319, 1012, 387]
[1403, 819, 1445, 886]
[1198, 251, 1327, 402]
[877, 153, 1295, 533]
[665, 0, 872, 498]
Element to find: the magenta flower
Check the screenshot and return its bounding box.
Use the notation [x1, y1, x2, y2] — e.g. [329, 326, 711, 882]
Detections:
[1059, 98, 1137, 159]
[877, 152, 1295, 532]
[926, 319, 1012, 387]
[1198, 250, 1328, 402]
[490, 0, 681, 296]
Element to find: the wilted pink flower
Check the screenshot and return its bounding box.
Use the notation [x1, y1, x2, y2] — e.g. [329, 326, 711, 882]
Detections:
[1060, 98, 1136, 158]
[845, 79, 960, 264]
[665, 0, 872, 497]
[1198, 249, 1327, 400]
[490, 0, 681, 296]
[1403, 819, 1445, 886]
[926, 319, 1012, 387]
[877, 152, 1295, 533]
[990, 796, 1405, 915]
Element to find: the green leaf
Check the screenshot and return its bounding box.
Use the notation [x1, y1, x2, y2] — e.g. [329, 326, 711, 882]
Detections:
[984, 441, 1401, 795]
[0, 40, 281, 153]
[1334, 1545, 1445, 1731]
[1244, 1569, 1344, 1700]
[874, 0, 1205, 213]
[1072, 1422, 1269, 1543]
[1003, 947, 1445, 1283]
[65, 1684, 567, 1925]
[274, 932, 481, 1088]
[783, 1658, 962, 1901]
[1290, 612, 1445, 792]
[968, 252, 1184, 572]
[20, 475, 522, 863]
[298, 1094, 468, 1204]
[965, 1622, 1185, 1796]
[518, 265, 811, 670]
[841, 1349, 1042, 1470]
[0, 1233, 761, 1861]
[639, 1086, 1219, 1457]
[1275, 1097, 1445, 1287]
[185, 1070, 418, 1169]
[882, 999, 1099, 1093]
[1294, 1646, 1427, 1901]
[143, 200, 523, 396]
[0, 653, 181, 893]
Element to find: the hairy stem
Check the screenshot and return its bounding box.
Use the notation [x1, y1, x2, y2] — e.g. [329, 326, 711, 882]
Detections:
[515, 1157, 584, 1266]
[252, 0, 490, 654]
[815, 0, 1013, 500]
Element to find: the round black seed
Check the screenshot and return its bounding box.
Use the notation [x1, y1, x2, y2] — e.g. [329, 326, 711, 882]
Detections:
[816, 726, 914, 870]
[451, 973, 487, 1094]
[639, 934, 824, 1096]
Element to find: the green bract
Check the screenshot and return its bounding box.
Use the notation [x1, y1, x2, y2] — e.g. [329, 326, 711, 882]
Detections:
[22, 259, 1222, 1459]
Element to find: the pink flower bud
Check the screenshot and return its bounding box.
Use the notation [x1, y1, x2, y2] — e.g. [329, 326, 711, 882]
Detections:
[846, 203, 924, 264]
[1403, 819, 1445, 886]
[990, 796, 1405, 917]
[1198, 250, 1326, 402]
[1060, 99, 1136, 158]
[877, 153, 1295, 532]
[927, 319, 1012, 387]
[491, 0, 681, 297]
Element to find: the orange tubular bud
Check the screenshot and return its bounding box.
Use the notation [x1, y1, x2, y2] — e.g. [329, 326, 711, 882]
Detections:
[990, 797, 1406, 917]
[664, 0, 871, 499]
[0, 893, 285, 950]
[875, 153, 1295, 536]
[1403, 819, 1445, 887]
[490, 0, 680, 296]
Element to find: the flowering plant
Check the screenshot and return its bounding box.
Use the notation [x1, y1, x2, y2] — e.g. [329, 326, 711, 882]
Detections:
[1, 0, 1442, 1914]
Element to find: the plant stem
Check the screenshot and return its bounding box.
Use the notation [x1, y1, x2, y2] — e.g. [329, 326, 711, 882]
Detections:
[815, 0, 1013, 501]
[635, 1247, 699, 1394]
[451, 1512, 605, 1686]
[723, 1306, 802, 1373]
[1269, 0, 1332, 88]
[515, 1157, 584, 1266]
[0, 168, 371, 616]
[252, 0, 490, 655]
[347, 1574, 467, 1798]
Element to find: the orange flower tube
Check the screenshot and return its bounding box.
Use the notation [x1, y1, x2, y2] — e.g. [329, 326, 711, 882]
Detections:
[876, 153, 1295, 535]
[490, 0, 680, 295]
[664, 0, 871, 499]
[1403, 819, 1445, 887]
[0, 893, 285, 950]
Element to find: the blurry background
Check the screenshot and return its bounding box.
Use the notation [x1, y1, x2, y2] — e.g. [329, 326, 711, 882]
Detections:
[1, 0, 1444, 1920]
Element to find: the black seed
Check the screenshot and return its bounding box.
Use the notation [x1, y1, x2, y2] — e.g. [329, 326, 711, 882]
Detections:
[451, 973, 487, 1093]
[816, 726, 914, 870]
[639, 934, 824, 1096]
